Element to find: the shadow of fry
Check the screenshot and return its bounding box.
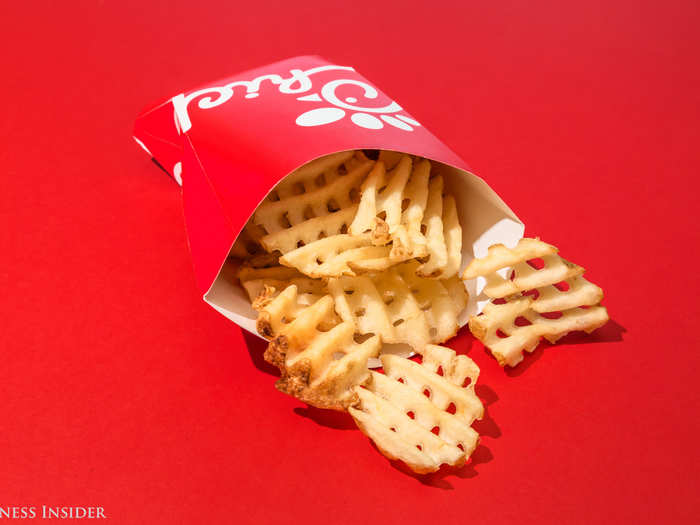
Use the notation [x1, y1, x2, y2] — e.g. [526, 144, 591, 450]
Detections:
[241, 329, 279, 377]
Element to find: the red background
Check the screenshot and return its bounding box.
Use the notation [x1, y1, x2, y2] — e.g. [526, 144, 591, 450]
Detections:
[2, 1, 699, 523]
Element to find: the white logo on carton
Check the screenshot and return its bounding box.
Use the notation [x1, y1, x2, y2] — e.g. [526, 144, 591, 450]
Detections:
[172, 65, 420, 133]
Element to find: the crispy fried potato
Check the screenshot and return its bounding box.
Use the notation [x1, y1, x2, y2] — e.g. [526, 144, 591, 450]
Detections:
[463, 237, 609, 366]
[347, 155, 462, 278]
[253, 284, 339, 339]
[329, 272, 432, 351]
[416, 175, 448, 278]
[253, 153, 372, 237]
[469, 298, 609, 367]
[328, 263, 467, 350]
[349, 345, 483, 474]
[462, 237, 557, 280]
[263, 294, 380, 410]
[278, 234, 397, 278]
[395, 262, 467, 343]
[242, 277, 326, 308]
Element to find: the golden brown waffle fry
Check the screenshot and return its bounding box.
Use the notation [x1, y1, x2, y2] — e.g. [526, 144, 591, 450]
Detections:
[378, 149, 403, 170]
[416, 175, 449, 277]
[328, 263, 468, 349]
[350, 157, 412, 245]
[350, 156, 428, 256]
[461, 237, 557, 280]
[349, 345, 483, 474]
[329, 272, 432, 351]
[253, 284, 339, 339]
[261, 206, 358, 254]
[268, 151, 355, 200]
[441, 194, 462, 279]
[394, 262, 468, 343]
[264, 294, 381, 411]
[278, 233, 396, 278]
[468, 297, 609, 367]
[253, 153, 372, 239]
[463, 237, 609, 366]
[349, 155, 461, 278]
[242, 277, 326, 308]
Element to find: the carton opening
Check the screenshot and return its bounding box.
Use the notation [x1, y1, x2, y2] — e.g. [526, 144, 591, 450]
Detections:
[203, 149, 524, 363]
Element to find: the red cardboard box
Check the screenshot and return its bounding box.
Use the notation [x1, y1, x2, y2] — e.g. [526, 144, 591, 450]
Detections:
[134, 55, 524, 340]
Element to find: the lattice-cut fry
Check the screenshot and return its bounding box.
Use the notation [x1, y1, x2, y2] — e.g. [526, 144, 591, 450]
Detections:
[267, 150, 354, 201]
[253, 155, 372, 236]
[261, 205, 357, 254]
[347, 154, 461, 278]
[350, 157, 411, 244]
[417, 175, 449, 278]
[349, 160, 388, 240]
[263, 295, 381, 411]
[328, 273, 431, 351]
[278, 234, 395, 278]
[390, 158, 430, 261]
[394, 262, 467, 344]
[441, 194, 463, 279]
[378, 149, 403, 170]
[329, 264, 468, 349]
[462, 237, 558, 280]
[468, 299, 609, 367]
[443, 276, 469, 316]
[531, 275, 603, 313]
[482, 254, 584, 299]
[463, 237, 609, 366]
[242, 277, 326, 308]
[349, 346, 483, 474]
[350, 156, 433, 261]
[253, 285, 338, 339]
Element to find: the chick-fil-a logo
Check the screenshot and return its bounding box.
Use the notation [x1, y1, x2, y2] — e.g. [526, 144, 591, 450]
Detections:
[171, 65, 421, 133]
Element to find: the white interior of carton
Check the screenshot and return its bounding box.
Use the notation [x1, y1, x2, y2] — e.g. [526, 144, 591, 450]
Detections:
[203, 150, 524, 360]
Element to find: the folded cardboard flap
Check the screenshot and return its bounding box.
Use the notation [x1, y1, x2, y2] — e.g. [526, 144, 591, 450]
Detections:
[203, 152, 524, 341]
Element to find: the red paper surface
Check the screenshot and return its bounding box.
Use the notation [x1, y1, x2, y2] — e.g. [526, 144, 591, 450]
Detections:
[1, 1, 699, 524]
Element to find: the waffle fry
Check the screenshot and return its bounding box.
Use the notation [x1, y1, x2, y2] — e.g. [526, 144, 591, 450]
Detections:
[464, 237, 609, 366]
[416, 175, 449, 277]
[468, 297, 609, 366]
[378, 149, 403, 170]
[349, 345, 483, 474]
[394, 262, 468, 343]
[328, 263, 467, 349]
[261, 205, 357, 254]
[264, 294, 381, 410]
[328, 272, 432, 351]
[278, 233, 396, 278]
[350, 157, 411, 244]
[461, 237, 557, 280]
[253, 284, 339, 339]
[348, 154, 461, 278]
[350, 156, 428, 257]
[253, 153, 372, 237]
[242, 277, 326, 309]
[441, 194, 463, 279]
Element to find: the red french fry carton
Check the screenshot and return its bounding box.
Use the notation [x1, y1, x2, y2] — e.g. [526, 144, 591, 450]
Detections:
[133, 55, 524, 340]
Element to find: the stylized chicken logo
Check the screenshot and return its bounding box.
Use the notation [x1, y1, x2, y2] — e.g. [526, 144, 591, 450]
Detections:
[295, 78, 421, 131]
